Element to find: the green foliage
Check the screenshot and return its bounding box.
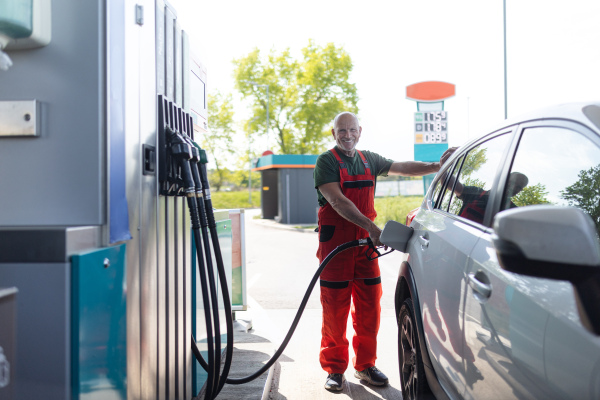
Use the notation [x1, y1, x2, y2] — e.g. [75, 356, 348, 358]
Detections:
[234, 40, 358, 155]
[374, 196, 424, 227]
[207, 168, 233, 191]
[210, 191, 422, 227]
[205, 92, 235, 191]
[461, 147, 487, 177]
[229, 169, 261, 190]
[210, 190, 261, 210]
[561, 164, 600, 232]
[207, 168, 261, 191]
[512, 183, 551, 207]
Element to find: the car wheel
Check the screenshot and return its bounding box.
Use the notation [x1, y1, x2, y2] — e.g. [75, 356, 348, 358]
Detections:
[398, 297, 427, 400]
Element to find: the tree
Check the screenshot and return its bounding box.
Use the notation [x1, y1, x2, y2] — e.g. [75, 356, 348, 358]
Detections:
[204, 92, 235, 191]
[234, 40, 359, 155]
[460, 147, 487, 178]
[445, 147, 487, 214]
[561, 164, 600, 233]
[512, 183, 551, 207]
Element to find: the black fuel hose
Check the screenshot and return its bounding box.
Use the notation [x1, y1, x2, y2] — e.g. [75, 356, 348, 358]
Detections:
[188, 199, 218, 400]
[195, 156, 235, 394]
[190, 164, 224, 395]
[225, 237, 372, 384]
[181, 137, 234, 397]
[166, 127, 219, 399]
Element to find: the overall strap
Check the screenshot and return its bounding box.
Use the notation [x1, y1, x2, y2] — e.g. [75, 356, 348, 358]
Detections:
[330, 148, 372, 176]
[329, 148, 347, 170]
[355, 150, 372, 176]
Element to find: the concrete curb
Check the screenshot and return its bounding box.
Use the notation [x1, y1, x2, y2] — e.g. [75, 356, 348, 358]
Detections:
[261, 356, 276, 400]
[250, 215, 317, 234]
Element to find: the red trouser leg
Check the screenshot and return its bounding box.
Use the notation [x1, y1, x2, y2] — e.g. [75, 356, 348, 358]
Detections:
[351, 278, 382, 371]
[319, 282, 352, 373]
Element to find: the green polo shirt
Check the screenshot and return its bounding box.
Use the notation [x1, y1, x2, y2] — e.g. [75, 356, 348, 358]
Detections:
[314, 146, 394, 207]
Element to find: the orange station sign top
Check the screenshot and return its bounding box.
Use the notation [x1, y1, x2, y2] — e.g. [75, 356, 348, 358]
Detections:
[406, 81, 456, 102]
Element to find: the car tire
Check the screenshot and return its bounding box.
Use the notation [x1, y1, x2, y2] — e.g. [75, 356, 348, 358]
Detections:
[398, 297, 428, 400]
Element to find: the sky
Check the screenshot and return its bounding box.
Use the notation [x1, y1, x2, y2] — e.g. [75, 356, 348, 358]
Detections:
[170, 0, 600, 163]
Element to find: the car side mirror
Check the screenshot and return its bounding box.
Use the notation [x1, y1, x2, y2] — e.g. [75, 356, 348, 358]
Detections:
[380, 220, 414, 252]
[492, 205, 600, 335]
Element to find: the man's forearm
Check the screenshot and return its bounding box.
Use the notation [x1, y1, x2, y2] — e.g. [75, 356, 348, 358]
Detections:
[389, 161, 440, 176]
[328, 195, 377, 232]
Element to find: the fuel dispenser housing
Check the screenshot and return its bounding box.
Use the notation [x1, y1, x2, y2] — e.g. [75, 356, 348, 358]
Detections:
[0, 1, 232, 399]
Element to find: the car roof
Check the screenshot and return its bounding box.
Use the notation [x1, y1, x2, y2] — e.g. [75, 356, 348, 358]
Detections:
[458, 102, 600, 151]
[503, 102, 600, 133]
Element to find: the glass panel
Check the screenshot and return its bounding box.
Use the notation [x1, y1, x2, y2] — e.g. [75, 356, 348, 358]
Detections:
[431, 170, 448, 209]
[502, 127, 600, 235]
[438, 156, 463, 211]
[447, 134, 510, 224]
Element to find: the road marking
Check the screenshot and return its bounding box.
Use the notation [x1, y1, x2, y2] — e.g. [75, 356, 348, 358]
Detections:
[247, 294, 284, 344]
[247, 272, 262, 290]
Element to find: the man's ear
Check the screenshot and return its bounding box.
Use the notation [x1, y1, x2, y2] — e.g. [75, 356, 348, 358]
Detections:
[331, 128, 336, 137]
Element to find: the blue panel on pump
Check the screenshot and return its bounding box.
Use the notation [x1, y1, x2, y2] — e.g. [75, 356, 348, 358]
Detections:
[108, 0, 131, 244]
[71, 244, 127, 400]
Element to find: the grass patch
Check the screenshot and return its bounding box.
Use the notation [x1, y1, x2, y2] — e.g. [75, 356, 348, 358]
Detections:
[209, 190, 422, 228]
[374, 195, 423, 226]
[210, 190, 261, 210]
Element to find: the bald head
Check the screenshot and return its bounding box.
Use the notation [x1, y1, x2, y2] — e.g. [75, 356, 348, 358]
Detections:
[331, 112, 362, 156]
[333, 112, 360, 129]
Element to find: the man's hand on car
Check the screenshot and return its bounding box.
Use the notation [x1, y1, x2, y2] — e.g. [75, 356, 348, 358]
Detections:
[440, 146, 458, 166]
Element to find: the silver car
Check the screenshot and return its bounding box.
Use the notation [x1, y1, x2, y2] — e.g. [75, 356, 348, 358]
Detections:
[384, 103, 600, 399]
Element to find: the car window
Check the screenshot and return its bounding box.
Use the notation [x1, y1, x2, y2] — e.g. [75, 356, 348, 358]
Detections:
[437, 156, 464, 211]
[445, 134, 510, 224]
[430, 175, 444, 208]
[502, 126, 600, 235]
[431, 158, 457, 208]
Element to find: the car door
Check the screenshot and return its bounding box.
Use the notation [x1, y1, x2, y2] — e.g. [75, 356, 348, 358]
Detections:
[409, 131, 512, 397]
[463, 121, 600, 400]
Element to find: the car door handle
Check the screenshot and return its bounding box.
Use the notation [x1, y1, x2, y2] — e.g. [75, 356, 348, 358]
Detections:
[468, 273, 492, 299]
[418, 234, 429, 248]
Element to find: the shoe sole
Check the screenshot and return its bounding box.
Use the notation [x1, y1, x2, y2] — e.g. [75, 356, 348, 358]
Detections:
[354, 372, 388, 386]
[324, 385, 344, 392]
[324, 377, 345, 392]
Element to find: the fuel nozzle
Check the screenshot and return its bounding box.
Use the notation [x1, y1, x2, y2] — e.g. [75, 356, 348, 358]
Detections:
[181, 135, 205, 202]
[196, 148, 212, 198]
[165, 126, 195, 192]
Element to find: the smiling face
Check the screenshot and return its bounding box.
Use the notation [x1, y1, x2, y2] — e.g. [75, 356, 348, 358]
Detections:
[332, 112, 362, 156]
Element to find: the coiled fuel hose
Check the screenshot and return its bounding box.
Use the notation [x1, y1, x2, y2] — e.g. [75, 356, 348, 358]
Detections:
[166, 128, 391, 399]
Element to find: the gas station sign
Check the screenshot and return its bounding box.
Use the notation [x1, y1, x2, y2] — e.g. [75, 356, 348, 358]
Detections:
[406, 81, 454, 167]
[414, 111, 448, 144]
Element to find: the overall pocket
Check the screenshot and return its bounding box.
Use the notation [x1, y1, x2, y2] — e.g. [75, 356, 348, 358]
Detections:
[319, 225, 336, 242]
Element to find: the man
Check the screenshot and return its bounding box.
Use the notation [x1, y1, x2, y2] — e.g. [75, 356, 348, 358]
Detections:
[314, 111, 455, 392]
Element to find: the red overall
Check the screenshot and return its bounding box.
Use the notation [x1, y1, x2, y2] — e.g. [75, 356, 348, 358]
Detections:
[316, 148, 382, 374]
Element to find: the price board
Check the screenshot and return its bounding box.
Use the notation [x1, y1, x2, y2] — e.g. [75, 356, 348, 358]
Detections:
[414, 111, 448, 144]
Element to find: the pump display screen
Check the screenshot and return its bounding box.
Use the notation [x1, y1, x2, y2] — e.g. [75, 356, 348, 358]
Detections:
[414, 111, 448, 143]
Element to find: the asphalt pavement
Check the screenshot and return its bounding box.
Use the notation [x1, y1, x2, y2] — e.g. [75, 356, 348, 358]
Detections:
[214, 209, 406, 400]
